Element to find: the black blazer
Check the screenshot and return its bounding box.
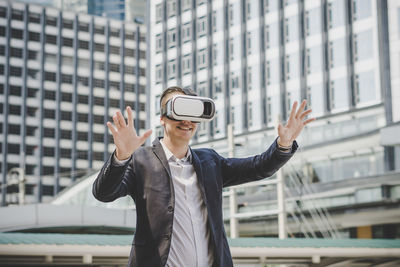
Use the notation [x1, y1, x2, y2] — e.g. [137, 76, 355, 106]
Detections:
[93, 138, 297, 267]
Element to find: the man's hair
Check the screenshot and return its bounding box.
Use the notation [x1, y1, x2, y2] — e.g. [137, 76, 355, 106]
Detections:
[159, 86, 197, 112]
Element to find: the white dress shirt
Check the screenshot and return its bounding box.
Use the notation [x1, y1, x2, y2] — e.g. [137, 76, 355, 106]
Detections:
[113, 140, 213, 267]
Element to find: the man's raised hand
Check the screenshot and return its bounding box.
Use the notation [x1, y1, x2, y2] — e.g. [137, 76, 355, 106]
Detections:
[107, 106, 152, 160]
[277, 100, 315, 147]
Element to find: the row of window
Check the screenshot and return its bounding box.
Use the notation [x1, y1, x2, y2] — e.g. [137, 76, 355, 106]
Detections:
[155, 0, 371, 28]
[0, 6, 137, 40]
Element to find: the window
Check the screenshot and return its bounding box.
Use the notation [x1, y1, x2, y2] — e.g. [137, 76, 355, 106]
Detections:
[167, 0, 177, 18]
[328, 0, 345, 29]
[156, 34, 163, 53]
[11, 47, 22, 58]
[12, 9, 23, 21]
[167, 28, 176, 48]
[198, 16, 207, 37]
[79, 40, 89, 50]
[354, 30, 373, 62]
[182, 23, 191, 43]
[305, 8, 321, 36]
[94, 26, 104, 35]
[62, 37, 73, 47]
[156, 4, 163, 23]
[330, 77, 349, 110]
[46, 16, 57, 27]
[285, 15, 298, 43]
[355, 71, 376, 104]
[79, 23, 89, 32]
[352, 0, 371, 21]
[197, 0, 207, 6]
[10, 66, 22, 77]
[231, 73, 239, 89]
[266, 22, 279, 49]
[247, 67, 252, 90]
[110, 45, 120, 55]
[182, 54, 191, 75]
[62, 74, 72, 84]
[329, 38, 346, 68]
[167, 60, 176, 80]
[182, 0, 191, 11]
[29, 13, 40, 24]
[29, 31, 40, 42]
[307, 84, 324, 115]
[266, 58, 279, 85]
[63, 19, 73, 30]
[11, 29, 23, 40]
[197, 49, 207, 70]
[285, 53, 299, 80]
[247, 32, 252, 55]
[213, 77, 222, 94]
[306, 46, 322, 74]
[248, 102, 253, 127]
[45, 53, 57, 64]
[155, 64, 162, 83]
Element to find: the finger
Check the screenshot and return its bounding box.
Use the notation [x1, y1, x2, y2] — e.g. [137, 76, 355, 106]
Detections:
[107, 121, 117, 135]
[139, 129, 153, 144]
[113, 115, 120, 129]
[303, 117, 316, 126]
[127, 106, 133, 127]
[299, 109, 313, 120]
[116, 110, 127, 128]
[277, 123, 283, 135]
[295, 100, 307, 118]
[288, 101, 298, 121]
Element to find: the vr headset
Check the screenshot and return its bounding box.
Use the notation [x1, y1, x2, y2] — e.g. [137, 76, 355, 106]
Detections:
[161, 95, 216, 122]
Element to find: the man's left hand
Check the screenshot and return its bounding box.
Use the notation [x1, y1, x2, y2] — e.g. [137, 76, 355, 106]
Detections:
[277, 100, 315, 147]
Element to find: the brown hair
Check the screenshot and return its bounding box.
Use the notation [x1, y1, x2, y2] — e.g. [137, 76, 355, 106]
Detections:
[159, 86, 197, 111]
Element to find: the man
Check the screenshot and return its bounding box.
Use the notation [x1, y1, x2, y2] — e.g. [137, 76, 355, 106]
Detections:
[93, 86, 314, 267]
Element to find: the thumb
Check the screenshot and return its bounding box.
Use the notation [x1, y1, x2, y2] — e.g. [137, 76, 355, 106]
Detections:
[139, 129, 153, 144]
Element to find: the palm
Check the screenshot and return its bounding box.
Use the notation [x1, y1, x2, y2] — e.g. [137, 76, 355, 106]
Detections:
[107, 106, 152, 160]
[277, 100, 315, 146]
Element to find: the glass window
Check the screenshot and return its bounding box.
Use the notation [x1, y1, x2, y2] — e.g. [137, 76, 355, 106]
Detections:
[265, 0, 279, 13]
[156, 34, 163, 53]
[182, 54, 191, 75]
[198, 49, 207, 70]
[331, 77, 349, 109]
[167, 0, 177, 18]
[354, 30, 373, 61]
[266, 22, 279, 49]
[353, 0, 371, 21]
[330, 38, 347, 68]
[286, 53, 299, 80]
[213, 43, 223, 66]
[156, 4, 163, 23]
[167, 28, 176, 48]
[246, 0, 258, 20]
[167, 60, 176, 80]
[307, 45, 323, 74]
[266, 57, 280, 85]
[182, 23, 191, 43]
[182, 0, 191, 11]
[198, 16, 207, 37]
[229, 2, 240, 26]
[155, 64, 162, 83]
[212, 9, 223, 33]
[356, 71, 375, 104]
[307, 83, 324, 115]
[285, 15, 298, 43]
[306, 7, 321, 36]
[267, 95, 281, 124]
[328, 0, 345, 28]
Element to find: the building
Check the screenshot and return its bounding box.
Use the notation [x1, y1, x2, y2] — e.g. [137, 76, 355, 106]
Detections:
[0, 0, 147, 205]
[148, 0, 400, 238]
[54, 0, 146, 22]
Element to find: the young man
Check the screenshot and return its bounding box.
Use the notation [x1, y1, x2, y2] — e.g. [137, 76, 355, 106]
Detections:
[93, 86, 314, 267]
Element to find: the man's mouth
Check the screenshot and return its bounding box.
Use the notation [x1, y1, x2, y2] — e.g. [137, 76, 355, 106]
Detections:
[177, 126, 192, 131]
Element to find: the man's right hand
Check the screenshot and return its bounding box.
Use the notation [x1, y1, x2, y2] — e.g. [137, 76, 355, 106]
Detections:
[107, 106, 152, 161]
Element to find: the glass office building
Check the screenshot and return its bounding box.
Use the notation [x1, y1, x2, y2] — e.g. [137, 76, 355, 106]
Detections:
[0, 0, 147, 205]
[148, 0, 400, 238]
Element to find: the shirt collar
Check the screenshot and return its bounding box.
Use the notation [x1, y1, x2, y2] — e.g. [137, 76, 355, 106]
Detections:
[160, 139, 192, 163]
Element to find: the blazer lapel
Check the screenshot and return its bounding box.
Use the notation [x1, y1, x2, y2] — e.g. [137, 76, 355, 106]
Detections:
[152, 138, 172, 177]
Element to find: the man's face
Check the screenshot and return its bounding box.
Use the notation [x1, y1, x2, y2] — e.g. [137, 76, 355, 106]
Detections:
[160, 92, 198, 143]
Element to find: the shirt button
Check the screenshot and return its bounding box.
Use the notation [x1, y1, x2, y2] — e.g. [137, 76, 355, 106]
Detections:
[167, 206, 174, 212]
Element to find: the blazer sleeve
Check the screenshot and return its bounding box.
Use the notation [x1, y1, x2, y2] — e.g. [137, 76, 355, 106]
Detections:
[92, 150, 136, 202]
[220, 138, 298, 187]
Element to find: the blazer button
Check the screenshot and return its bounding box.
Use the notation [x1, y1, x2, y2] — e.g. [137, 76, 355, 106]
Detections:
[167, 206, 174, 212]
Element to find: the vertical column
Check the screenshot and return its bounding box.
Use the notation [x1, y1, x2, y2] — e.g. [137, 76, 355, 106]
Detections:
[135, 25, 140, 131]
[20, 5, 29, 187]
[88, 17, 94, 169]
[177, 0, 182, 86]
[1, 3, 11, 206]
[103, 21, 110, 161]
[37, 7, 46, 203]
[207, 0, 214, 138]
[299, 0, 307, 101]
[241, 0, 248, 131]
[71, 15, 78, 181]
[345, 0, 355, 108]
[224, 0, 231, 128]
[54, 11, 63, 195]
[260, 0, 267, 127]
[162, 0, 167, 89]
[321, 0, 330, 113]
[119, 23, 125, 111]
[145, 0, 151, 146]
[279, 0, 287, 120]
[191, 1, 198, 92]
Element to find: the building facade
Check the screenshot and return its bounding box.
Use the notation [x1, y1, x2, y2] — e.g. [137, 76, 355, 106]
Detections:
[0, 0, 147, 205]
[148, 0, 400, 238]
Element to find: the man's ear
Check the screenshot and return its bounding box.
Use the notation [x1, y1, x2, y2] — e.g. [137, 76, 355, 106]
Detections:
[160, 116, 165, 126]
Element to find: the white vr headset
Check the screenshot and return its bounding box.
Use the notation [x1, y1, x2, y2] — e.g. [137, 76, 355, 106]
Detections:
[161, 95, 216, 122]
